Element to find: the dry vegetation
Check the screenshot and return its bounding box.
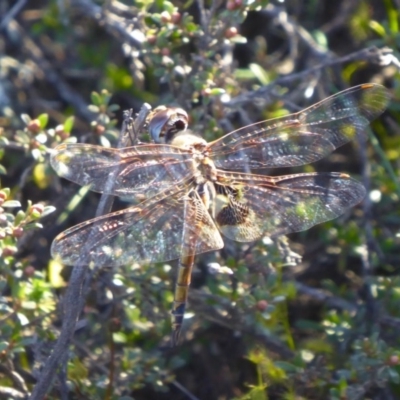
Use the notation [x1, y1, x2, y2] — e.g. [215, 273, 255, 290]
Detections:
[1, 0, 400, 399]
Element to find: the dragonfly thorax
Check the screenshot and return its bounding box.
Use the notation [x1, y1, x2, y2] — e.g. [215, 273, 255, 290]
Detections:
[168, 129, 217, 184]
[168, 129, 207, 149]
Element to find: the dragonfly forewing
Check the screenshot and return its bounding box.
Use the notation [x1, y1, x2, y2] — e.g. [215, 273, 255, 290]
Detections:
[209, 84, 389, 170]
[51, 143, 196, 201]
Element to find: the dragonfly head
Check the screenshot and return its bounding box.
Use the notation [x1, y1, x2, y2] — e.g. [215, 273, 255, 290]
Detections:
[148, 106, 188, 144]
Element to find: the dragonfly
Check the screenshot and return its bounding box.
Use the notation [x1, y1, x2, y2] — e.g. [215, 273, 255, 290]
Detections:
[51, 83, 389, 345]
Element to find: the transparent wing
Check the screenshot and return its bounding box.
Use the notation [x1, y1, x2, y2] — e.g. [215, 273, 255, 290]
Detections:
[51, 188, 224, 267]
[214, 171, 366, 241]
[210, 84, 389, 170]
[50, 143, 196, 200]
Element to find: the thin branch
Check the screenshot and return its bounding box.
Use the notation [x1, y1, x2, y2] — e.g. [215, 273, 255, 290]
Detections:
[227, 47, 397, 108]
[261, 4, 327, 58]
[171, 380, 201, 400]
[0, 0, 27, 30]
[0, 386, 26, 399]
[0, 362, 28, 395]
[321, 0, 361, 35]
[71, 0, 143, 49]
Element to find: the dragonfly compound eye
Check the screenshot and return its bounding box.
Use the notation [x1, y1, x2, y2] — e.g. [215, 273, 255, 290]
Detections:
[148, 106, 189, 143]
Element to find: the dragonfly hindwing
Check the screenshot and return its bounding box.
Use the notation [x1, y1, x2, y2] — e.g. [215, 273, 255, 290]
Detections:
[214, 183, 262, 241]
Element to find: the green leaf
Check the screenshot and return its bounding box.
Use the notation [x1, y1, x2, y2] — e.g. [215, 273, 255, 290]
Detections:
[41, 206, 56, 218]
[33, 163, 51, 189]
[389, 367, 400, 384]
[234, 68, 258, 80]
[312, 29, 328, 49]
[15, 129, 31, 144]
[274, 361, 300, 373]
[90, 91, 102, 106]
[48, 259, 65, 288]
[100, 89, 112, 105]
[21, 114, 31, 125]
[249, 63, 270, 85]
[3, 200, 21, 208]
[24, 222, 43, 230]
[99, 135, 111, 148]
[88, 105, 100, 113]
[63, 116, 75, 133]
[186, 22, 198, 33]
[56, 186, 89, 224]
[0, 137, 9, 146]
[163, 1, 175, 13]
[15, 210, 26, 225]
[230, 35, 247, 44]
[208, 88, 226, 96]
[0, 164, 6, 175]
[272, 295, 286, 303]
[369, 20, 386, 37]
[107, 104, 120, 113]
[31, 148, 42, 161]
[38, 113, 49, 129]
[0, 342, 8, 352]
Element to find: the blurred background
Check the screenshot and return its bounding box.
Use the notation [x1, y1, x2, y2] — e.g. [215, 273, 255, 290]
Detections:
[1, 0, 400, 399]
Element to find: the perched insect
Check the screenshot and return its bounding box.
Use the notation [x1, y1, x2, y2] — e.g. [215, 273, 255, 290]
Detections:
[51, 83, 389, 344]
